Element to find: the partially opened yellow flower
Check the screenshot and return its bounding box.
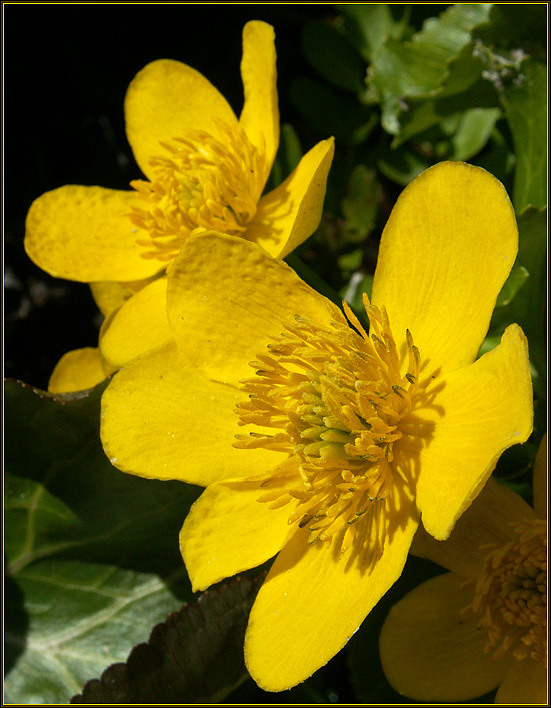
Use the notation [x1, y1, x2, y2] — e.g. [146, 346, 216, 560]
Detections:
[24, 20, 334, 371]
[46, 281, 129, 393]
[100, 161, 533, 691]
[380, 433, 547, 704]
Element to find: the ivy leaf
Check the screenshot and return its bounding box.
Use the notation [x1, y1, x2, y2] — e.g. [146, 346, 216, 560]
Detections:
[4, 380, 203, 703]
[4, 379, 201, 574]
[71, 573, 265, 704]
[4, 559, 183, 704]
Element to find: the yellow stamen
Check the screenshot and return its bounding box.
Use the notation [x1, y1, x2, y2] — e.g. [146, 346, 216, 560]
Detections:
[128, 119, 266, 265]
[464, 518, 547, 664]
[234, 297, 421, 557]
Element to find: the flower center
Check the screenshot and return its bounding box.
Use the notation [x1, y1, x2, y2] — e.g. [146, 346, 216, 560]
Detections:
[468, 518, 547, 663]
[129, 119, 266, 264]
[234, 295, 421, 555]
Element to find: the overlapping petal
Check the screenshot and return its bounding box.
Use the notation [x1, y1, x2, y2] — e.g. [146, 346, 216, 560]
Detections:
[495, 656, 548, 704]
[48, 347, 116, 394]
[167, 231, 341, 386]
[244, 482, 419, 692]
[180, 468, 299, 593]
[24, 186, 161, 282]
[100, 342, 284, 486]
[247, 138, 335, 258]
[99, 276, 171, 367]
[372, 161, 518, 374]
[410, 324, 533, 540]
[239, 20, 279, 177]
[410, 477, 534, 578]
[379, 573, 511, 701]
[89, 281, 134, 318]
[124, 58, 237, 179]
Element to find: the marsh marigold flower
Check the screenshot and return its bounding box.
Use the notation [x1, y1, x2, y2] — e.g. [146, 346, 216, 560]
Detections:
[100, 161, 533, 691]
[380, 434, 547, 704]
[24, 20, 334, 386]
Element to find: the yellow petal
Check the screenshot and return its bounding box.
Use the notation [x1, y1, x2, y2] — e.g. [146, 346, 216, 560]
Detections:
[48, 347, 116, 393]
[99, 276, 171, 367]
[495, 655, 548, 704]
[167, 231, 340, 386]
[239, 21, 279, 176]
[244, 483, 419, 692]
[124, 59, 237, 179]
[410, 324, 533, 540]
[246, 138, 335, 258]
[100, 342, 284, 486]
[89, 281, 133, 318]
[379, 573, 511, 701]
[532, 432, 547, 520]
[25, 186, 162, 282]
[372, 161, 518, 373]
[180, 470, 299, 592]
[411, 477, 535, 579]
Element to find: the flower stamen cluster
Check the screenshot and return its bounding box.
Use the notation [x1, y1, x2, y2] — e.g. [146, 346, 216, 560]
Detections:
[467, 518, 547, 663]
[234, 294, 420, 556]
[129, 119, 266, 263]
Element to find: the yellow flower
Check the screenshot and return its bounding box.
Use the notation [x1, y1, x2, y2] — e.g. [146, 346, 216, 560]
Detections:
[24, 20, 335, 371]
[380, 433, 547, 704]
[100, 161, 533, 691]
[48, 347, 116, 393]
[47, 282, 128, 393]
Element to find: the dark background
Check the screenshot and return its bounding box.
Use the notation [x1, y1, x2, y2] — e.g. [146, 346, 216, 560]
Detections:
[5, 3, 335, 389]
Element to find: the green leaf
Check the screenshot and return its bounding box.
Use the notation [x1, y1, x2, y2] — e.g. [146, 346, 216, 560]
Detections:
[266, 123, 303, 191]
[70, 573, 266, 704]
[337, 248, 363, 273]
[341, 165, 379, 242]
[469, 121, 515, 190]
[494, 264, 529, 308]
[510, 207, 547, 394]
[290, 76, 374, 144]
[336, 3, 410, 61]
[368, 4, 493, 133]
[485, 207, 547, 398]
[501, 59, 547, 212]
[5, 557, 183, 704]
[341, 272, 373, 320]
[377, 148, 429, 187]
[448, 106, 501, 161]
[4, 380, 202, 703]
[473, 3, 548, 49]
[4, 380, 201, 574]
[394, 72, 500, 147]
[302, 19, 365, 92]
